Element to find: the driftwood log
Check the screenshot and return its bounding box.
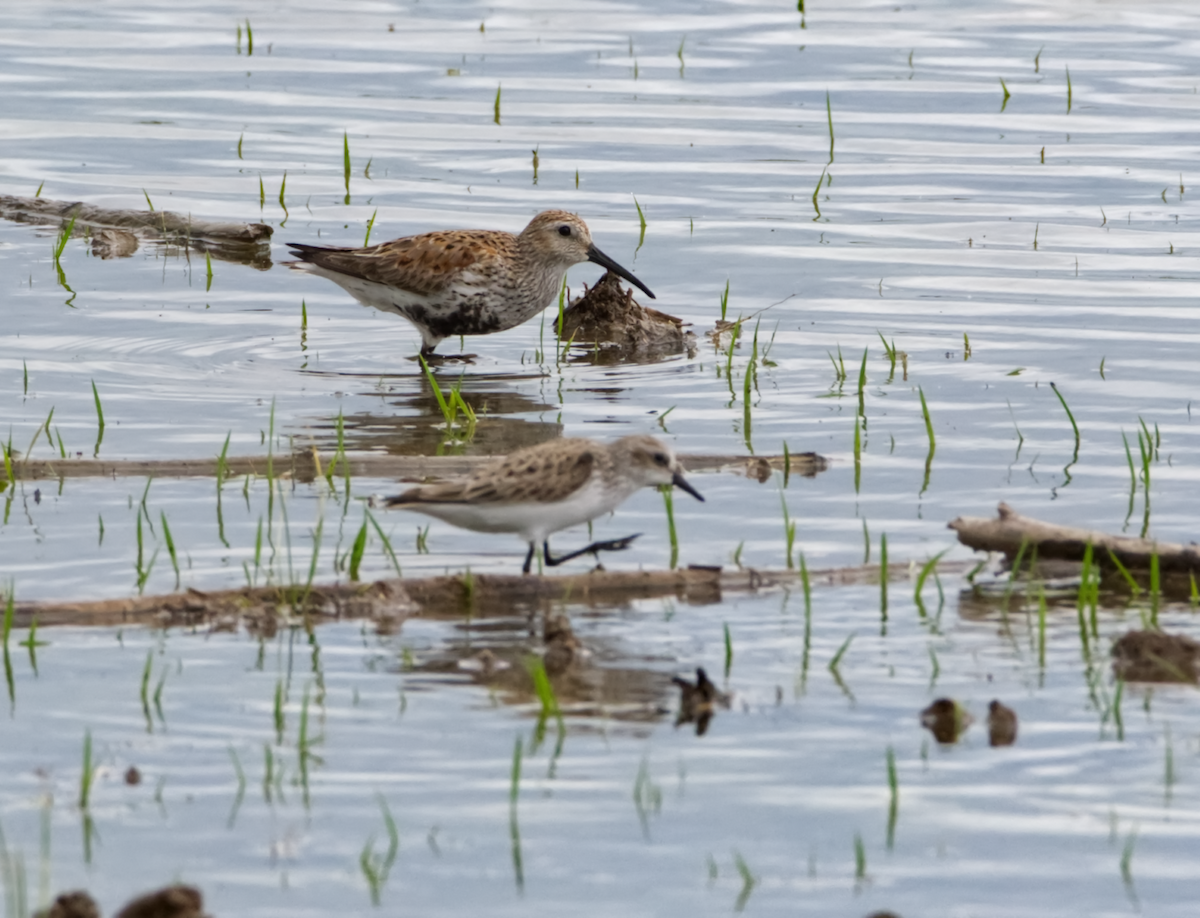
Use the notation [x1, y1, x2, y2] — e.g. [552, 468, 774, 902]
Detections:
[0, 194, 273, 269]
[11, 560, 974, 630]
[2, 449, 827, 485]
[949, 502, 1200, 595]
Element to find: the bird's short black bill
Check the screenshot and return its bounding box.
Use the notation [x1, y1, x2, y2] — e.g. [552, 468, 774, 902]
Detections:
[587, 244, 656, 299]
[672, 471, 704, 502]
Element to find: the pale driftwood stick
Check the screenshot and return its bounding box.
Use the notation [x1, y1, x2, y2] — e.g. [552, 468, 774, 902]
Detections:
[0, 195, 272, 245]
[4, 450, 827, 485]
[949, 501, 1200, 574]
[11, 560, 975, 630]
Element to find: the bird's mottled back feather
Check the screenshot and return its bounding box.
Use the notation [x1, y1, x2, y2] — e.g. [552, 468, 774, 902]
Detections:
[290, 230, 515, 297]
[389, 443, 596, 507]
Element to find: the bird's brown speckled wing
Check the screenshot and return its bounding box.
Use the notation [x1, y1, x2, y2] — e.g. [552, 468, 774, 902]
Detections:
[290, 229, 515, 296]
[388, 444, 596, 507]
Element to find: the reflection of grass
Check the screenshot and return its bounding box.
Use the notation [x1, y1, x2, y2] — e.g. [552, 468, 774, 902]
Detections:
[732, 851, 756, 912]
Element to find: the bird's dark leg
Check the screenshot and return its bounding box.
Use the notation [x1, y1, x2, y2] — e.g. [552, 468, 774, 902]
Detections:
[522, 543, 536, 575]
[542, 534, 642, 567]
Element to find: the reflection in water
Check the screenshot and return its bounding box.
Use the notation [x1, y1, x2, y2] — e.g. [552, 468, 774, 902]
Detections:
[300, 370, 563, 457]
[404, 605, 680, 728]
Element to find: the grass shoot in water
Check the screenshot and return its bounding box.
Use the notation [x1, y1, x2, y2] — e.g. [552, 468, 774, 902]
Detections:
[525, 657, 564, 737]
[853, 832, 866, 881]
[1066, 65, 1072, 113]
[509, 735, 524, 890]
[1149, 552, 1161, 627]
[53, 216, 77, 263]
[343, 132, 351, 203]
[633, 196, 647, 249]
[364, 508, 405, 575]
[1037, 585, 1047, 669]
[811, 165, 826, 220]
[364, 209, 378, 246]
[660, 485, 678, 569]
[723, 623, 733, 678]
[493, 85, 501, 125]
[825, 91, 834, 162]
[227, 747, 246, 829]
[918, 386, 935, 493]
[348, 520, 368, 581]
[877, 331, 897, 381]
[879, 533, 888, 619]
[2, 587, 14, 705]
[78, 731, 95, 809]
[780, 490, 797, 569]
[719, 280, 730, 321]
[1000, 77, 1011, 111]
[885, 746, 898, 848]
[828, 632, 854, 675]
[733, 851, 756, 912]
[160, 512, 180, 590]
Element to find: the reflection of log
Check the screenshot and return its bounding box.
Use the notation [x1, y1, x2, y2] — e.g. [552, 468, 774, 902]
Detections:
[11, 560, 974, 629]
[0, 195, 272, 269]
[4, 449, 827, 484]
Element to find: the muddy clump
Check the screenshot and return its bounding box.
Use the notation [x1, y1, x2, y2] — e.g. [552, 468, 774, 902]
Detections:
[920, 698, 972, 744]
[558, 270, 695, 359]
[38, 886, 207, 918]
[1111, 629, 1200, 683]
[987, 700, 1018, 747]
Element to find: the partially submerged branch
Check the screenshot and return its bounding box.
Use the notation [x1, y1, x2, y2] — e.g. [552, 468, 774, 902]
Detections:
[949, 502, 1200, 573]
[0, 194, 272, 268]
[12, 559, 971, 630]
[950, 501, 1200, 595]
[3, 449, 827, 484]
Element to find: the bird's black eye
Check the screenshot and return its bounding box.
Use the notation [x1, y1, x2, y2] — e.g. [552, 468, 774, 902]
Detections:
[653, 452, 669, 467]
[558, 225, 572, 237]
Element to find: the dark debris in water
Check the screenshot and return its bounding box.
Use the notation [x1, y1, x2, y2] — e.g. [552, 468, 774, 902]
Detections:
[920, 697, 973, 744]
[37, 886, 207, 918]
[1112, 629, 1199, 683]
[987, 700, 1018, 747]
[559, 270, 696, 360]
[672, 666, 730, 736]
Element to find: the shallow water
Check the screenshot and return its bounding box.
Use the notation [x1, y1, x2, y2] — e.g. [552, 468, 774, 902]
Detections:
[4, 586, 1200, 918]
[3, 0, 1200, 914]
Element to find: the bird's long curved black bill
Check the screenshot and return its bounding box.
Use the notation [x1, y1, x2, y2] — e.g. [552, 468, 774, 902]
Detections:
[672, 471, 704, 502]
[587, 244, 656, 299]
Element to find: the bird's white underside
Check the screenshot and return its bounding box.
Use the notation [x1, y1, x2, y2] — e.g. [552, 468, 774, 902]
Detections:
[395, 475, 634, 546]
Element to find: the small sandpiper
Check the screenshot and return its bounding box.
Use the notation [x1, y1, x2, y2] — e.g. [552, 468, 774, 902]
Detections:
[384, 435, 703, 573]
[287, 210, 654, 357]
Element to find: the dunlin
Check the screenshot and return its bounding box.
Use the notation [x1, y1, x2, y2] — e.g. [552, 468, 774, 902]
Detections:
[384, 434, 703, 573]
[287, 210, 654, 357]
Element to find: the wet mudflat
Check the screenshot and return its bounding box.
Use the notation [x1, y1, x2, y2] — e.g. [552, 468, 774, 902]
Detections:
[3, 0, 1200, 915]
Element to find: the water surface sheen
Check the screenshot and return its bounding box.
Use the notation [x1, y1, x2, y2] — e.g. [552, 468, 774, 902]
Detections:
[2, 2, 1200, 914]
